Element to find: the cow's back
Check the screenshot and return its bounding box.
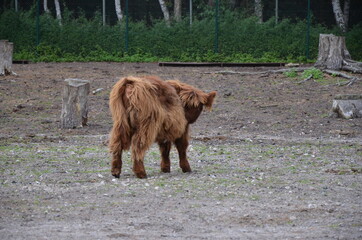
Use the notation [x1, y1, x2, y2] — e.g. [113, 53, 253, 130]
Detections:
[125, 76, 187, 143]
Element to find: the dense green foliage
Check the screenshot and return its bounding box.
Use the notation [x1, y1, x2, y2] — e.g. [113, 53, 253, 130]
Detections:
[1, 9, 361, 62]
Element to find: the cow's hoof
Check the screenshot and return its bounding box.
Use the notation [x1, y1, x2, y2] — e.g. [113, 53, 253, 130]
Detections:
[182, 167, 192, 173]
[111, 169, 121, 178]
[161, 167, 171, 173]
[135, 171, 147, 179]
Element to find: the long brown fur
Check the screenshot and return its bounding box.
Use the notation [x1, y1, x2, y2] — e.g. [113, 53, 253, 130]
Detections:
[109, 76, 216, 178]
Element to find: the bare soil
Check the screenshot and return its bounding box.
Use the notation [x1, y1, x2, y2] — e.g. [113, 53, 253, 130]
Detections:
[0, 62, 361, 239]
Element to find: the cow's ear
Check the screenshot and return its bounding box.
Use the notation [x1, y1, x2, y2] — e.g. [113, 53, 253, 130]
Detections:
[205, 91, 217, 110]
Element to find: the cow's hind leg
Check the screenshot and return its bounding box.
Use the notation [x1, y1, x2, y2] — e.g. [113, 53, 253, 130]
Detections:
[109, 127, 124, 178]
[175, 132, 191, 173]
[131, 133, 153, 179]
[109, 138, 123, 178]
[131, 146, 147, 178]
[111, 150, 123, 178]
[158, 140, 172, 173]
[132, 158, 147, 179]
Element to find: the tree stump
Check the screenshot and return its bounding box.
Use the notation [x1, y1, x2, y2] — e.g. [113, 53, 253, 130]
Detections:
[0, 40, 13, 76]
[331, 94, 362, 119]
[315, 34, 362, 73]
[60, 79, 90, 129]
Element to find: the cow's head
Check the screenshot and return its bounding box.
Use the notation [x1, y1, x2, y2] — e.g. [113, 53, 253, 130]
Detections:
[167, 80, 217, 124]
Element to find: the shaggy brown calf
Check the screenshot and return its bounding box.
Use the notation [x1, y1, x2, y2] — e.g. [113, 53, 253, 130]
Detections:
[109, 76, 216, 178]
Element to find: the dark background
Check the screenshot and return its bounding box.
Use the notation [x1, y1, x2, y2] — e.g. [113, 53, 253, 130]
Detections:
[1, 0, 361, 28]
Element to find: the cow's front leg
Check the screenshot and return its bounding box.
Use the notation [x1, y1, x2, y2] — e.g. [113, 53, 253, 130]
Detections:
[175, 132, 191, 173]
[158, 140, 172, 173]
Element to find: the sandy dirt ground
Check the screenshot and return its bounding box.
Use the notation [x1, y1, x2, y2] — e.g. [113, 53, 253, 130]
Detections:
[0, 62, 361, 239]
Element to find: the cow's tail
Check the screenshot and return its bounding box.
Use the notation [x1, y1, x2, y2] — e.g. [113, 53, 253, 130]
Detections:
[109, 77, 133, 151]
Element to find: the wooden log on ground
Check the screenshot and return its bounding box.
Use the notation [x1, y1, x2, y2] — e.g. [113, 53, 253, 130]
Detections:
[204, 67, 310, 75]
[331, 94, 362, 119]
[0, 40, 14, 76]
[323, 69, 361, 86]
[60, 79, 90, 129]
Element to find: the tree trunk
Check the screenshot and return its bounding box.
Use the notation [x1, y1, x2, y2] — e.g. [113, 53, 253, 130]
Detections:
[229, 0, 236, 9]
[158, 0, 170, 26]
[14, 0, 18, 11]
[315, 34, 362, 73]
[44, 0, 50, 13]
[54, 0, 62, 25]
[343, 0, 350, 30]
[174, 0, 181, 22]
[60, 79, 90, 129]
[115, 0, 123, 22]
[0, 40, 13, 76]
[331, 0, 347, 33]
[254, 0, 263, 23]
[315, 34, 347, 70]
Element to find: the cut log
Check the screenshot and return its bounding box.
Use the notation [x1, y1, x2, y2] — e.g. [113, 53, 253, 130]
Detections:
[331, 94, 362, 119]
[315, 34, 362, 73]
[60, 79, 90, 129]
[0, 40, 14, 76]
[315, 34, 348, 70]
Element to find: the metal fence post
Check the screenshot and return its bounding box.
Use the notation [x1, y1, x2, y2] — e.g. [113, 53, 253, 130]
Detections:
[305, 0, 311, 59]
[125, 0, 129, 53]
[214, 0, 219, 54]
[36, 0, 40, 47]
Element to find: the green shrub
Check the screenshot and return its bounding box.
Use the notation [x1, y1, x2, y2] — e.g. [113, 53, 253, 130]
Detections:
[346, 24, 362, 60]
[1, 8, 361, 62]
[284, 69, 298, 78]
[301, 67, 324, 80]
